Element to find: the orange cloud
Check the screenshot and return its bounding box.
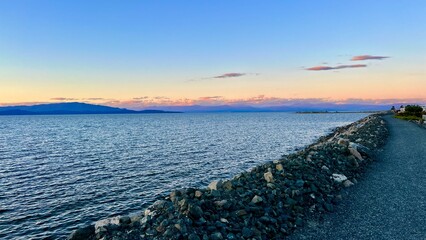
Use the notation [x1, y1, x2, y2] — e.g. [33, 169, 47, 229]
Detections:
[198, 96, 223, 101]
[306, 66, 334, 71]
[351, 55, 389, 61]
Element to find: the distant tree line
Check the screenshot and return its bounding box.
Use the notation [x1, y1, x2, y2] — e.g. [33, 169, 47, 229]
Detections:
[403, 105, 424, 117]
[394, 104, 425, 122]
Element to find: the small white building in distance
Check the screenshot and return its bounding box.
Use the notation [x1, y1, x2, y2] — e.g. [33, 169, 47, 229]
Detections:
[419, 106, 426, 123]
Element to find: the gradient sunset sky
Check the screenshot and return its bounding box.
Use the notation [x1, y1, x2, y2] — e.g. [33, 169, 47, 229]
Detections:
[1, 1, 425, 109]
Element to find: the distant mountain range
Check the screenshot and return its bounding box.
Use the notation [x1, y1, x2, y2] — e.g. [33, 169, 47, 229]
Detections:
[0, 102, 179, 115]
[0, 102, 401, 115]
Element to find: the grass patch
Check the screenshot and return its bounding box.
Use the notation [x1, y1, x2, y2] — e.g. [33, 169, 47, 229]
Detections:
[394, 115, 422, 121]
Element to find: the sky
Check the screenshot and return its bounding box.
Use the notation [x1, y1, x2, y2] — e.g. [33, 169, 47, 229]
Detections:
[1, 1, 425, 109]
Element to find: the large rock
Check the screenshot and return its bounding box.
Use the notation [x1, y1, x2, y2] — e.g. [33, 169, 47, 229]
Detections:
[235, 209, 248, 216]
[343, 180, 354, 188]
[222, 180, 233, 190]
[214, 200, 228, 208]
[208, 180, 223, 190]
[350, 142, 371, 155]
[195, 190, 203, 198]
[152, 200, 167, 210]
[264, 172, 274, 183]
[68, 225, 95, 240]
[169, 190, 181, 202]
[188, 204, 203, 219]
[119, 216, 131, 225]
[251, 195, 263, 204]
[337, 138, 350, 146]
[349, 156, 359, 168]
[331, 173, 348, 183]
[349, 147, 363, 161]
[210, 232, 223, 240]
[94, 216, 121, 234]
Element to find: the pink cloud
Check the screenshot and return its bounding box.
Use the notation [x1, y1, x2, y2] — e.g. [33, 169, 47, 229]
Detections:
[188, 72, 259, 82]
[102, 97, 426, 110]
[351, 55, 389, 61]
[198, 96, 223, 101]
[306, 66, 334, 71]
[84, 98, 105, 101]
[306, 64, 367, 71]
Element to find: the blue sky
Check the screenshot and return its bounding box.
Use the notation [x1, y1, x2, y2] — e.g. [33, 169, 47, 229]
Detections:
[1, 1, 425, 108]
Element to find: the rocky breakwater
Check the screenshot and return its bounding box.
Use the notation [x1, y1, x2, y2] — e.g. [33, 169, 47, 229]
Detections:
[69, 114, 388, 240]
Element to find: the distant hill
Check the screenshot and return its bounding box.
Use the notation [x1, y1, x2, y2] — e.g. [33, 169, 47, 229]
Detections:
[0, 102, 179, 115]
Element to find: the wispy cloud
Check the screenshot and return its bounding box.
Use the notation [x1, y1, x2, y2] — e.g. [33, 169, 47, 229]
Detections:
[306, 64, 367, 71]
[0, 101, 48, 107]
[213, 73, 246, 79]
[188, 72, 258, 82]
[351, 55, 389, 61]
[198, 96, 223, 101]
[83, 98, 105, 101]
[306, 54, 389, 71]
[154, 96, 170, 100]
[133, 96, 149, 100]
[50, 97, 79, 101]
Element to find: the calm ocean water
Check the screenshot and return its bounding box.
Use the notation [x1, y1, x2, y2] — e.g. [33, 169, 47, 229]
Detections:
[0, 112, 368, 239]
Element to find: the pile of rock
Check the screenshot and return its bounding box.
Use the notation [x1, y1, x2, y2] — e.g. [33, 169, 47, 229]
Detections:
[68, 115, 388, 240]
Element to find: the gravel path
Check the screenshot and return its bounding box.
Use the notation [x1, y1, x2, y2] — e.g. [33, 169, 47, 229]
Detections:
[288, 115, 426, 240]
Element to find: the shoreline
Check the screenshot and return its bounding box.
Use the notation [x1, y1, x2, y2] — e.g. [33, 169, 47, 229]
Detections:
[69, 114, 388, 240]
[287, 114, 426, 239]
[296, 111, 380, 114]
